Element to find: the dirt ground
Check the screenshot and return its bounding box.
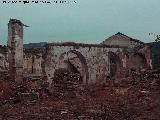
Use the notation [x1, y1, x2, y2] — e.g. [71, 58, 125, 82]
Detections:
[0, 83, 160, 120]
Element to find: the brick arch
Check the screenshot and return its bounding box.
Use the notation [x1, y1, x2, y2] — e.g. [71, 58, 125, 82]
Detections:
[57, 50, 89, 84]
[108, 51, 122, 77]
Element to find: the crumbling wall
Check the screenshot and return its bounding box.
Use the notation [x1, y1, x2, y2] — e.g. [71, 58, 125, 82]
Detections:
[138, 45, 152, 69]
[43, 43, 124, 85]
[125, 45, 152, 72]
[108, 51, 123, 77]
[0, 42, 152, 86]
[127, 53, 147, 71]
[23, 48, 44, 76]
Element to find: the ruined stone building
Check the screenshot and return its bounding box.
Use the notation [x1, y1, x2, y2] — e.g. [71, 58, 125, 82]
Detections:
[0, 19, 152, 86]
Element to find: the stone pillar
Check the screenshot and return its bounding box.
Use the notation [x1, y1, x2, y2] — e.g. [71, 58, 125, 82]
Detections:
[7, 19, 24, 83]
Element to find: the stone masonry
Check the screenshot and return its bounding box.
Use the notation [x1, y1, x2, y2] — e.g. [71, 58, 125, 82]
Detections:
[7, 19, 24, 83]
[0, 19, 152, 86]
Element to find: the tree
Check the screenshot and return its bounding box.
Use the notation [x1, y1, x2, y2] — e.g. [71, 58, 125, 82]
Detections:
[149, 33, 160, 42]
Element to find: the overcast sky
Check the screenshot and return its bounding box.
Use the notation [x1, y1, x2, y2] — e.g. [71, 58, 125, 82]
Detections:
[0, 0, 160, 44]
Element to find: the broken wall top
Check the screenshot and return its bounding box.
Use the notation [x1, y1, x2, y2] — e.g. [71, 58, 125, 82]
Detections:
[47, 42, 127, 48]
[8, 19, 23, 26]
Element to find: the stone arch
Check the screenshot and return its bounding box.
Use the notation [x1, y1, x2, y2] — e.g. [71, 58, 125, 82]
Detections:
[129, 52, 148, 71]
[56, 50, 89, 84]
[108, 51, 122, 77]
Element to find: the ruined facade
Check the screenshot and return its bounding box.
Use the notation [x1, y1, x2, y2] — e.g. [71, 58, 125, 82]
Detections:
[44, 43, 125, 84]
[0, 19, 152, 86]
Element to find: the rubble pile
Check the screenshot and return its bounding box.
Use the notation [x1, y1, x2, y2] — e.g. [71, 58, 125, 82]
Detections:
[0, 69, 160, 119]
[51, 68, 82, 94]
[0, 71, 10, 81]
[0, 75, 49, 106]
[111, 70, 160, 90]
[0, 84, 160, 120]
[20, 77, 49, 101]
[53, 68, 82, 84]
[0, 80, 13, 102]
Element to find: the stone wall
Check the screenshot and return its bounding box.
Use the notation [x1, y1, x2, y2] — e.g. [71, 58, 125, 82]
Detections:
[125, 45, 152, 71]
[23, 48, 44, 76]
[43, 43, 124, 85]
[0, 42, 152, 86]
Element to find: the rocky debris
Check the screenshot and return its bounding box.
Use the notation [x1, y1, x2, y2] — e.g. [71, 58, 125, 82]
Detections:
[0, 69, 160, 119]
[0, 74, 50, 106]
[0, 84, 159, 120]
[109, 69, 160, 91]
[0, 71, 10, 81]
[0, 80, 13, 102]
[23, 75, 42, 81]
[53, 68, 82, 84]
[51, 68, 82, 97]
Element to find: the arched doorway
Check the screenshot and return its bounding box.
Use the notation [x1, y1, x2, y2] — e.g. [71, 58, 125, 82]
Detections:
[54, 50, 89, 84]
[129, 53, 147, 71]
[108, 51, 122, 77]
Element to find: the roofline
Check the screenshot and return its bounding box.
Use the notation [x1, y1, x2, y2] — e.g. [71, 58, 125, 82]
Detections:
[103, 32, 145, 44]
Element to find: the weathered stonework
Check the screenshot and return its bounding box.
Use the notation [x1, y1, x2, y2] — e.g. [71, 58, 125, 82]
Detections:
[43, 43, 125, 85]
[0, 19, 153, 87]
[7, 19, 24, 83]
[23, 48, 44, 76]
[0, 45, 8, 71]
